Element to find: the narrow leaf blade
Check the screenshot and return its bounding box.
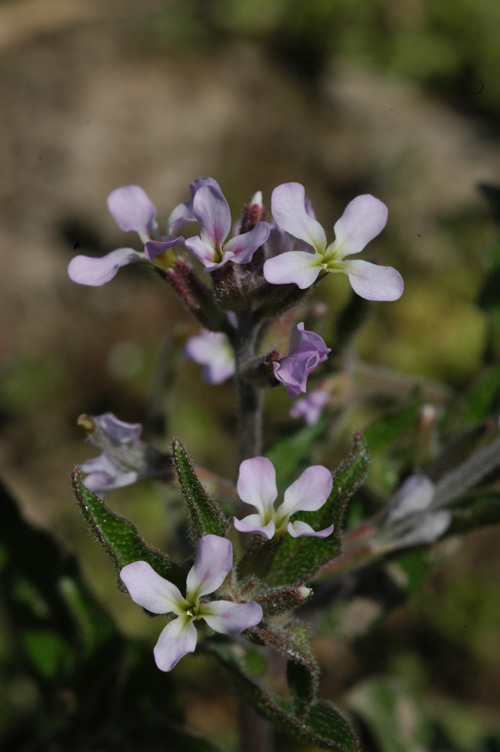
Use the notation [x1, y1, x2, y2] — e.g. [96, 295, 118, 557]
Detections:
[72, 470, 184, 589]
[172, 438, 228, 538]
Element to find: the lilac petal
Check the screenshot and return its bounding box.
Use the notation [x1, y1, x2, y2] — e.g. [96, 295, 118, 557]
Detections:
[167, 177, 222, 234]
[193, 185, 231, 249]
[236, 457, 277, 515]
[186, 535, 233, 599]
[184, 331, 235, 385]
[202, 600, 263, 635]
[386, 473, 435, 524]
[144, 236, 185, 261]
[263, 250, 322, 289]
[288, 521, 334, 538]
[290, 389, 330, 426]
[93, 413, 142, 443]
[81, 453, 138, 495]
[154, 616, 197, 672]
[344, 259, 404, 301]
[233, 514, 276, 540]
[280, 465, 332, 516]
[273, 323, 331, 398]
[266, 224, 293, 257]
[68, 248, 143, 286]
[120, 561, 187, 614]
[107, 185, 157, 238]
[184, 236, 222, 268]
[224, 221, 270, 264]
[332, 194, 388, 257]
[271, 183, 327, 251]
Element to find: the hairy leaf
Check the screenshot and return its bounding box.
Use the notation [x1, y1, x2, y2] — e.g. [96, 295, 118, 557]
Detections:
[249, 621, 319, 716]
[172, 438, 228, 538]
[72, 470, 184, 589]
[212, 645, 360, 752]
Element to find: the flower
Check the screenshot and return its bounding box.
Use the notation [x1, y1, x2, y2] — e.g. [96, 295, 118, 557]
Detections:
[184, 329, 236, 384]
[290, 387, 330, 425]
[273, 323, 331, 398]
[120, 535, 263, 672]
[233, 457, 334, 539]
[68, 185, 183, 286]
[263, 182, 404, 301]
[79, 412, 171, 496]
[184, 183, 270, 271]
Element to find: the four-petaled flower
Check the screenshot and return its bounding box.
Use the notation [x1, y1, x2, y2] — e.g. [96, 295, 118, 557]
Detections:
[184, 183, 270, 271]
[273, 323, 331, 398]
[120, 535, 263, 672]
[184, 329, 236, 384]
[233, 457, 334, 539]
[263, 182, 404, 301]
[68, 185, 184, 286]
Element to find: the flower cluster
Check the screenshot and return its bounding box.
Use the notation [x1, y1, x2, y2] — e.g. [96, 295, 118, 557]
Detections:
[69, 175, 404, 677]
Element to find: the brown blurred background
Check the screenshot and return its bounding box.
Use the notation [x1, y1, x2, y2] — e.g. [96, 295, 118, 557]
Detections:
[1, 0, 500, 745]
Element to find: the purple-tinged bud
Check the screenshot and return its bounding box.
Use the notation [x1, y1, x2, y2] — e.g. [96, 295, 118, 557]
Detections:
[239, 191, 267, 234]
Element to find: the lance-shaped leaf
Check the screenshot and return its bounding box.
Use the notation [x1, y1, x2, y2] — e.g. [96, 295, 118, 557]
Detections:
[171, 438, 228, 538]
[249, 621, 319, 716]
[72, 470, 184, 590]
[212, 644, 360, 752]
[267, 433, 369, 586]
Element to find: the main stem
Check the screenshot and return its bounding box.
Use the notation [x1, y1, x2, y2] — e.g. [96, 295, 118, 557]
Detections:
[234, 310, 263, 462]
[234, 309, 272, 752]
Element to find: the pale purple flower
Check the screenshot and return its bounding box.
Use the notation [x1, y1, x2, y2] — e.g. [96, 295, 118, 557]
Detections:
[184, 330, 235, 384]
[184, 184, 270, 271]
[263, 182, 404, 301]
[273, 323, 331, 398]
[290, 387, 330, 425]
[79, 412, 169, 496]
[68, 185, 184, 286]
[166, 177, 222, 235]
[233, 457, 334, 539]
[120, 535, 263, 672]
[80, 453, 140, 495]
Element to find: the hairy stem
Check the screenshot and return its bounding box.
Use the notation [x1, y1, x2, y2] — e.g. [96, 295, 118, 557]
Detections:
[234, 310, 263, 461]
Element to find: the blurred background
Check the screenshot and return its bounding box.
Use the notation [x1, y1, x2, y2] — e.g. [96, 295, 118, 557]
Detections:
[1, 0, 500, 749]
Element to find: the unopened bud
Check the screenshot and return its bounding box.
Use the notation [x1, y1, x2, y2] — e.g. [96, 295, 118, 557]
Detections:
[239, 191, 267, 233]
[77, 414, 95, 433]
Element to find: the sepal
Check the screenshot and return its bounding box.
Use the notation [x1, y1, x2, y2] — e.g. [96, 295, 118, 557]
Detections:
[165, 257, 232, 333]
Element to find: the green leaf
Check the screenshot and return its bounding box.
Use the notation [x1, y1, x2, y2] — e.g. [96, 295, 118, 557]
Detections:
[171, 438, 228, 538]
[364, 397, 422, 453]
[265, 417, 329, 488]
[212, 645, 360, 751]
[72, 470, 184, 589]
[267, 433, 369, 586]
[250, 621, 319, 716]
